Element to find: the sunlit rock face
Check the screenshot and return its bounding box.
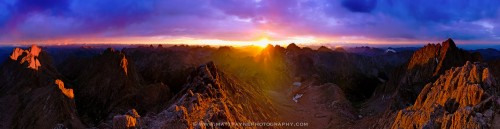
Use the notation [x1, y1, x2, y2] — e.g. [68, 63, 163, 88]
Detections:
[392, 61, 498, 129]
[120, 56, 128, 76]
[55, 79, 75, 99]
[405, 38, 471, 80]
[9, 45, 42, 70]
[112, 109, 140, 129]
[9, 48, 24, 60]
[388, 38, 481, 109]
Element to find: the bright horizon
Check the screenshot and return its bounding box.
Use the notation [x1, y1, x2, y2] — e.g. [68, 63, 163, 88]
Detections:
[1, 0, 500, 46]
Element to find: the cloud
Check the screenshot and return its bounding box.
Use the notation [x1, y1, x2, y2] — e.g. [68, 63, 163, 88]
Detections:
[341, 0, 377, 13]
[0, 0, 500, 44]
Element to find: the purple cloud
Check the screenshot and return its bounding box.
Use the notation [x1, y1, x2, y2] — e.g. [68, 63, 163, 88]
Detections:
[0, 0, 499, 44]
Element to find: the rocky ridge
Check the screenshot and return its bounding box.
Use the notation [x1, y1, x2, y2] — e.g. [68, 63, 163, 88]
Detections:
[392, 61, 498, 128]
[148, 62, 278, 128]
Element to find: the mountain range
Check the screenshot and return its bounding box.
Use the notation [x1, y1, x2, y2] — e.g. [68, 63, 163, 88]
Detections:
[0, 38, 499, 129]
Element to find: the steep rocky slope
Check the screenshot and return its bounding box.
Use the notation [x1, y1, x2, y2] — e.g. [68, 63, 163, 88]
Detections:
[361, 39, 484, 128]
[380, 38, 481, 109]
[147, 62, 278, 128]
[392, 61, 498, 128]
[0, 45, 84, 129]
[489, 60, 500, 83]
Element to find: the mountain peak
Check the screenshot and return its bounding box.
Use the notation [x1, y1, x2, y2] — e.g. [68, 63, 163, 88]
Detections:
[10, 48, 24, 61]
[9, 45, 42, 70]
[406, 38, 468, 74]
[286, 43, 300, 51]
[317, 46, 332, 52]
[443, 38, 456, 48]
[392, 38, 479, 109]
[104, 48, 115, 54]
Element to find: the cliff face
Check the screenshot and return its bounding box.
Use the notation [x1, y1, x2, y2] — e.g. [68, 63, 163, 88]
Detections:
[148, 62, 278, 128]
[0, 45, 84, 129]
[391, 38, 481, 109]
[404, 38, 472, 83]
[392, 61, 498, 128]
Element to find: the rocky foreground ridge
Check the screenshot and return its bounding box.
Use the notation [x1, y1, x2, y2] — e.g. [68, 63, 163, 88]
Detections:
[392, 61, 498, 128]
[147, 62, 278, 128]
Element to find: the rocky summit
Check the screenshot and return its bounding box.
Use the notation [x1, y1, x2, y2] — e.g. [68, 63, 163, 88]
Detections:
[382, 38, 482, 109]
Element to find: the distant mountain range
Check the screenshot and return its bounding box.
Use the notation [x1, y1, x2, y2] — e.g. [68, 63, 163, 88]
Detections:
[0, 38, 499, 128]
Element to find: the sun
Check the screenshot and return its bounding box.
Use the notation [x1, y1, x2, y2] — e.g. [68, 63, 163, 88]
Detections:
[255, 37, 270, 48]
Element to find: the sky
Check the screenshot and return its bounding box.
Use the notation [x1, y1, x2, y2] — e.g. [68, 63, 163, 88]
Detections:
[1, 0, 500, 46]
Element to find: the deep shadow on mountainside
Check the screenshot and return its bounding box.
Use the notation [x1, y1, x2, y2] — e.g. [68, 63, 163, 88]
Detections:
[0, 38, 499, 129]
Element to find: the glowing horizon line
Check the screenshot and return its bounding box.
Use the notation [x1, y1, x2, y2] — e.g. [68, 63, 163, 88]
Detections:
[2, 37, 500, 47]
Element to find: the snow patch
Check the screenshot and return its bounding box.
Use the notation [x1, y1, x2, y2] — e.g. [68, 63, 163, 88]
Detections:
[385, 49, 397, 53]
[292, 94, 303, 103]
[377, 77, 387, 83]
[293, 82, 302, 87]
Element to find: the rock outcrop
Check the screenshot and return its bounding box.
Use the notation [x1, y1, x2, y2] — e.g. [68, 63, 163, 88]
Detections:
[9, 45, 42, 70]
[112, 109, 140, 129]
[120, 56, 129, 76]
[112, 115, 137, 129]
[392, 61, 498, 128]
[148, 62, 278, 128]
[55, 79, 75, 99]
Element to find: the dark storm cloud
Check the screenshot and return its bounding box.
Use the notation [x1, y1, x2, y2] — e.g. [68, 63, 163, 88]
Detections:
[0, 0, 500, 43]
[15, 0, 69, 14]
[341, 0, 377, 13]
